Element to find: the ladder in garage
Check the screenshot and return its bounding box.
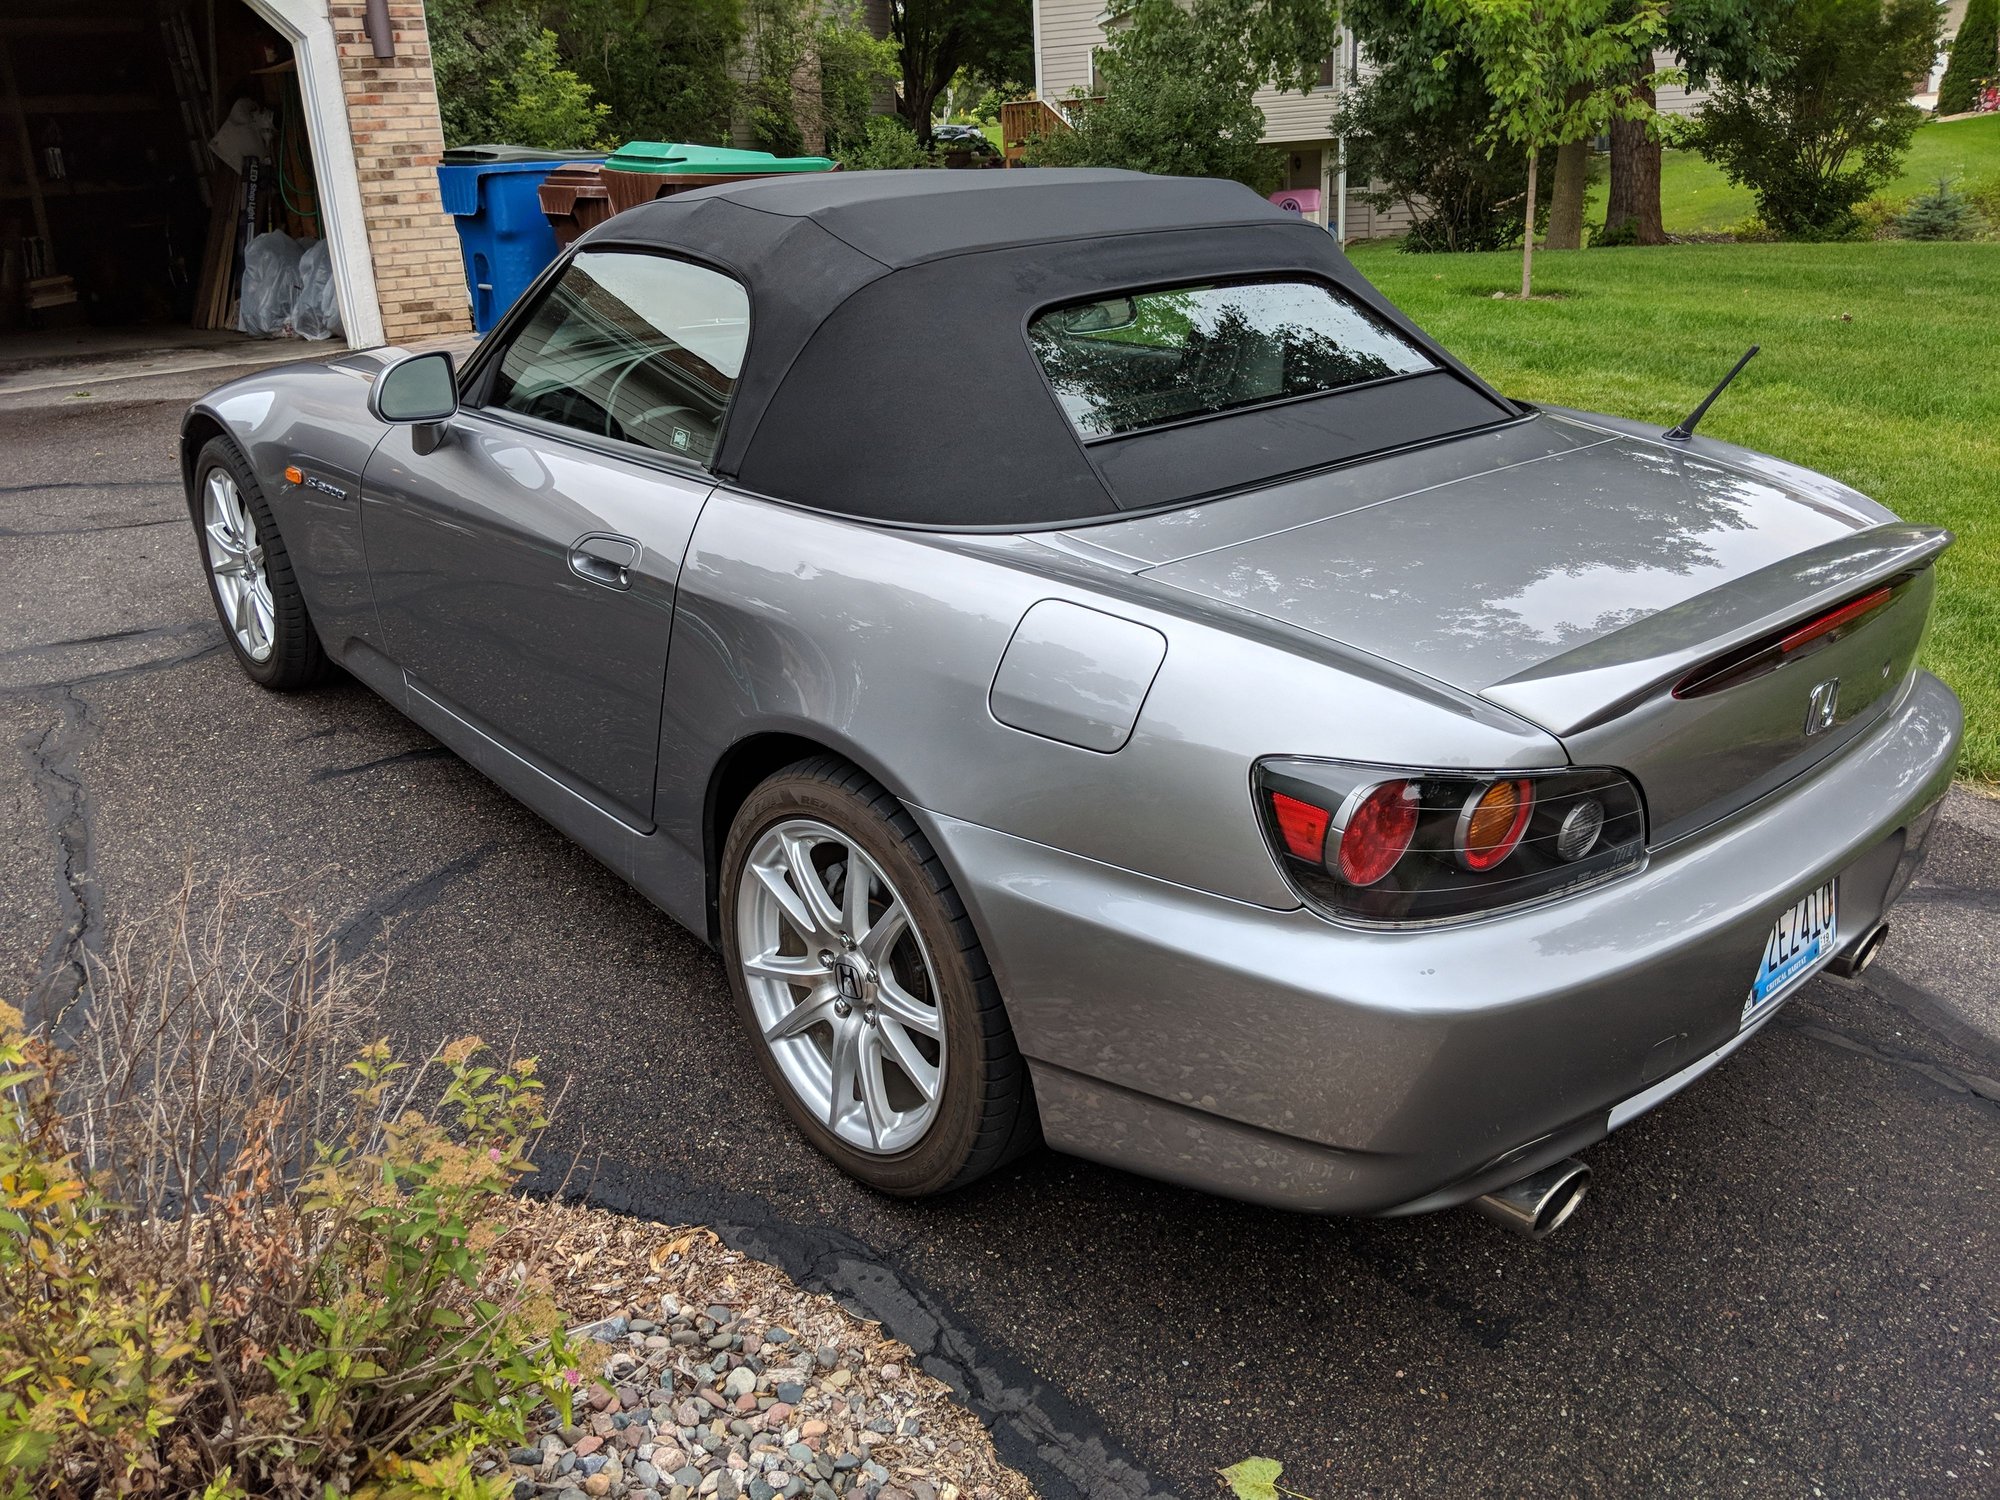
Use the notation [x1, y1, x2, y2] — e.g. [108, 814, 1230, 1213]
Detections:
[160, 4, 213, 207]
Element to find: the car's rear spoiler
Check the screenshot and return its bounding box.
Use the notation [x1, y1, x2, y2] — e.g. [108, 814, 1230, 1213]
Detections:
[1481, 524, 1953, 736]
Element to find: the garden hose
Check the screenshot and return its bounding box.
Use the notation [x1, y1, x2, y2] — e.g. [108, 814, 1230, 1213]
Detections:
[275, 84, 320, 225]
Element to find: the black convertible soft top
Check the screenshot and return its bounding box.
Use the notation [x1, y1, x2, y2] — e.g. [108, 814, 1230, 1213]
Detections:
[569, 170, 1516, 528]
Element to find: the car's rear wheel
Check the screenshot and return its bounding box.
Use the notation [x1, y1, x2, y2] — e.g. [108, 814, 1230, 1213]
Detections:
[194, 436, 327, 690]
[720, 757, 1037, 1196]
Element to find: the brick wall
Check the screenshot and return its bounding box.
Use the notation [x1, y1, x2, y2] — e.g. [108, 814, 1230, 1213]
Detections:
[326, 0, 470, 342]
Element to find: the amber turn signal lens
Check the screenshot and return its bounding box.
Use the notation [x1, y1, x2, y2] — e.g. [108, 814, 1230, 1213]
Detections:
[283, 465, 304, 485]
[1458, 779, 1533, 872]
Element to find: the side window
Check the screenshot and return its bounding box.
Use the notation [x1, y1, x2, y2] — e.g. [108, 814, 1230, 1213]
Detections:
[486, 250, 749, 466]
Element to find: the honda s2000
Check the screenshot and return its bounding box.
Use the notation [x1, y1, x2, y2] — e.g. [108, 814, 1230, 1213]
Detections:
[182, 171, 1958, 1237]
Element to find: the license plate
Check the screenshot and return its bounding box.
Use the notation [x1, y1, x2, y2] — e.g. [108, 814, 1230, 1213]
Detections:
[1744, 880, 1838, 1025]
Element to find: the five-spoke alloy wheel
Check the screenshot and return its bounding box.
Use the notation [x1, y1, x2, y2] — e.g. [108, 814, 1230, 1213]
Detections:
[720, 757, 1038, 1196]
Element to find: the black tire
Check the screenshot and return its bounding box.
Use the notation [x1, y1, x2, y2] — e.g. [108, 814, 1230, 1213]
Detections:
[192, 436, 329, 690]
[719, 756, 1039, 1196]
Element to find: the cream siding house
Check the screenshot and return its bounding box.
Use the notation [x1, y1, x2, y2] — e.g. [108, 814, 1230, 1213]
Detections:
[1028, 0, 1412, 238]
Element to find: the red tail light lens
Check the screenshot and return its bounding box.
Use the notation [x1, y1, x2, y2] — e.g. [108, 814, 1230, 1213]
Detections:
[1270, 792, 1331, 861]
[1333, 780, 1418, 886]
[1255, 760, 1645, 923]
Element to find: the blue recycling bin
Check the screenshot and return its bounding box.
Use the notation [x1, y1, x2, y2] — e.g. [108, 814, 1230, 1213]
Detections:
[436, 147, 604, 332]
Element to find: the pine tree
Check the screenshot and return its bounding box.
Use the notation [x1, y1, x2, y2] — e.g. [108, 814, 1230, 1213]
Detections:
[1938, 0, 1998, 116]
[1895, 177, 1987, 239]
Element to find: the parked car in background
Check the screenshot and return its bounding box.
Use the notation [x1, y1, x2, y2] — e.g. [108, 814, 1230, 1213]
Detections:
[181, 171, 1958, 1238]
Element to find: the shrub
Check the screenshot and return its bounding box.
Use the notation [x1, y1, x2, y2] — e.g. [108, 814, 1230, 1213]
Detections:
[2, 875, 579, 1498]
[836, 115, 939, 170]
[0, 1005, 188, 1497]
[488, 30, 613, 151]
[1937, 0, 1999, 116]
[1965, 172, 2000, 225]
[1692, 0, 1944, 238]
[1894, 177, 1989, 239]
[1727, 213, 1780, 242]
[1851, 193, 1905, 239]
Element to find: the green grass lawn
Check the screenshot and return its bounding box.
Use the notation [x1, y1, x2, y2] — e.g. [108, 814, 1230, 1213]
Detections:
[1582, 112, 2000, 233]
[1348, 238, 2000, 782]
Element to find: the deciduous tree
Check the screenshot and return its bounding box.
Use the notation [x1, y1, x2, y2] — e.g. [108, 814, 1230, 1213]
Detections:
[1693, 0, 1942, 237]
[889, 0, 1032, 144]
[1334, 0, 1552, 252]
[1028, 0, 1341, 192]
[1424, 0, 1669, 295]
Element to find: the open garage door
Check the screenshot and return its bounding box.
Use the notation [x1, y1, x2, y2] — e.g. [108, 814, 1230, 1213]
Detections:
[0, 0, 371, 388]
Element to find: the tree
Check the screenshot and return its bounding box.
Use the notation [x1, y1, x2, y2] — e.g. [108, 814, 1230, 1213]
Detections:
[744, 0, 896, 153]
[425, 0, 542, 146]
[1025, 0, 1310, 191]
[1693, 0, 1943, 238]
[1335, 0, 1553, 251]
[1028, 0, 1341, 189]
[1894, 177, 1988, 238]
[425, 0, 743, 150]
[1543, 81, 1591, 248]
[1937, 0, 1999, 116]
[548, 0, 743, 147]
[1424, 0, 1670, 296]
[1604, 0, 1781, 245]
[489, 29, 613, 149]
[889, 0, 1032, 144]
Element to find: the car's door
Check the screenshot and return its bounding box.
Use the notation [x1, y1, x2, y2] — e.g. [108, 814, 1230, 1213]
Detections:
[360, 249, 750, 829]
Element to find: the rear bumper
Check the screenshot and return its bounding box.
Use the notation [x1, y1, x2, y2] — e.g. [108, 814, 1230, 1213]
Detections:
[913, 670, 1961, 1216]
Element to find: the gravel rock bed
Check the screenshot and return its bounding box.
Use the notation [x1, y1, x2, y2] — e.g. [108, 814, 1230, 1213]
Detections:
[492, 1200, 1034, 1500]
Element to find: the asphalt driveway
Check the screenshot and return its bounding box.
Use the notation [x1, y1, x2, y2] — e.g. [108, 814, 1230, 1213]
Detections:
[4, 369, 1997, 1499]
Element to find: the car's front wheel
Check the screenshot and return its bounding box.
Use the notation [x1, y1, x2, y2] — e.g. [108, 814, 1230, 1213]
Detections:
[720, 757, 1037, 1196]
[193, 437, 327, 690]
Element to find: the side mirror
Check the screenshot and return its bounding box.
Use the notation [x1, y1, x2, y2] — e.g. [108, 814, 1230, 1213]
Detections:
[371, 349, 458, 425]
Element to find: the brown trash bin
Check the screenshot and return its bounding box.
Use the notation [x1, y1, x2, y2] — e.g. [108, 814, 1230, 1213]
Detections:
[598, 168, 795, 216]
[538, 164, 615, 248]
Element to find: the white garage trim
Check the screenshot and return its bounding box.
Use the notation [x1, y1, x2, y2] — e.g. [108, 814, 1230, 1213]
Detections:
[244, 0, 385, 349]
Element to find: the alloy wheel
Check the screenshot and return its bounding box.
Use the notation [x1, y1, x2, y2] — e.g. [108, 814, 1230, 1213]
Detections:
[202, 468, 276, 663]
[736, 818, 947, 1155]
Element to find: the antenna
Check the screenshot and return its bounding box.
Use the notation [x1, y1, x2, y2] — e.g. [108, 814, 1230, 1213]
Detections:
[1663, 345, 1759, 443]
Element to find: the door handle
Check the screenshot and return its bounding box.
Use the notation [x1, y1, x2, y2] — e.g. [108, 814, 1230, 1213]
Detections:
[569, 533, 639, 591]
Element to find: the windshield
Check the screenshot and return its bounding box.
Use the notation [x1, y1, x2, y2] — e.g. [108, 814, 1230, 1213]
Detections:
[1028, 279, 1437, 439]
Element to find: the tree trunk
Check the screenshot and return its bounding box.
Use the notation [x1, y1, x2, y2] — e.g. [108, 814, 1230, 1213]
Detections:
[792, 36, 824, 154]
[1605, 68, 1664, 244]
[1544, 84, 1591, 251]
[1521, 147, 1538, 298]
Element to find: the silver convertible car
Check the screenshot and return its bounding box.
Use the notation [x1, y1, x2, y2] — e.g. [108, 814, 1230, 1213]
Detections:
[182, 171, 1959, 1237]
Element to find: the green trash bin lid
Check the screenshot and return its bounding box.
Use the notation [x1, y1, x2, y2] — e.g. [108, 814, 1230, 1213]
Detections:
[602, 141, 836, 175]
[441, 144, 608, 164]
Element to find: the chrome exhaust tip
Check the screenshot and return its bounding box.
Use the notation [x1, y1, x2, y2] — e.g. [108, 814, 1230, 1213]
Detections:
[1473, 1158, 1591, 1240]
[1828, 922, 1889, 978]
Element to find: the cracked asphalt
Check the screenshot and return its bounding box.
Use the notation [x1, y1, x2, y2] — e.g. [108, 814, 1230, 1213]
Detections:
[4, 369, 1997, 1499]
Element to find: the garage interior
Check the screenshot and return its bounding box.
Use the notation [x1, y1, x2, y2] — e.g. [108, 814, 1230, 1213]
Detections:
[0, 0, 335, 391]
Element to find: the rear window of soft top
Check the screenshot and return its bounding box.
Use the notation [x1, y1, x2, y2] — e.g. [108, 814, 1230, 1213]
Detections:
[1028, 278, 1436, 439]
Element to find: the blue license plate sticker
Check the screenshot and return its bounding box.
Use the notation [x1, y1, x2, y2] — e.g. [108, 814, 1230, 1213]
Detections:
[1744, 880, 1838, 1025]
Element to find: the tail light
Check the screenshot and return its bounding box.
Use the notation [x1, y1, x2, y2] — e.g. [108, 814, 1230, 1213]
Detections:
[1255, 759, 1646, 923]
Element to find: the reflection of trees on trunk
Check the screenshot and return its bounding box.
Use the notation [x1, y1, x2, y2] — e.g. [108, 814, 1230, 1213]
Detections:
[1196, 442, 1770, 676]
